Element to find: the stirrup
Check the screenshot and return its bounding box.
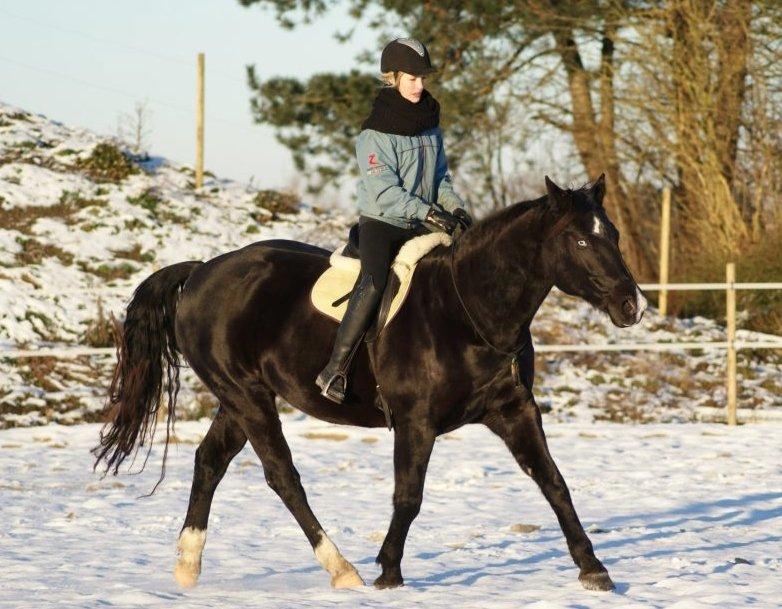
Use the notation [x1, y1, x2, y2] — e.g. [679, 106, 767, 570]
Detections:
[317, 371, 347, 404]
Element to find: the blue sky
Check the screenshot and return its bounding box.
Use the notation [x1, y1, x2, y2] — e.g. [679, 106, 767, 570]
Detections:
[0, 0, 380, 196]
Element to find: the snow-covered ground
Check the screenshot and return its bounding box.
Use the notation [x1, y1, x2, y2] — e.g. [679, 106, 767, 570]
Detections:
[1, 415, 780, 608]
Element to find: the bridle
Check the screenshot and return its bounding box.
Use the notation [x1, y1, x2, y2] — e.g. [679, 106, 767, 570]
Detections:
[448, 208, 578, 387]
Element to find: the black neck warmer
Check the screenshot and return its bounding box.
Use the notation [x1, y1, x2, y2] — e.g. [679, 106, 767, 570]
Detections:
[361, 87, 440, 136]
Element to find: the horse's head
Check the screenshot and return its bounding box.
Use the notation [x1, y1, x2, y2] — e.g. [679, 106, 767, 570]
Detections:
[543, 175, 647, 327]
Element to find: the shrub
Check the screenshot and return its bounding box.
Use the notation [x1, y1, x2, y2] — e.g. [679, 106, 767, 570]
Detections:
[78, 142, 138, 182]
[252, 189, 300, 218]
[127, 188, 163, 215]
[669, 225, 782, 337]
[78, 261, 137, 281]
[81, 300, 116, 347]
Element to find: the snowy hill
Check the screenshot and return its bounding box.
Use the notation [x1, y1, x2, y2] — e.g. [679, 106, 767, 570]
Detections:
[0, 101, 780, 428]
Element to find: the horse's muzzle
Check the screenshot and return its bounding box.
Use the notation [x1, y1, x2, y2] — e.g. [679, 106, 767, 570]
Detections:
[608, 286, 648, 327]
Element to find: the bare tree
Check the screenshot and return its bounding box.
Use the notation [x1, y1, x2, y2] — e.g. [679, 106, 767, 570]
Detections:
[117, 101, 153, 158]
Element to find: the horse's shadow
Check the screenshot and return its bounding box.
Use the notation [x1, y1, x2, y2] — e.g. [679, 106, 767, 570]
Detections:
[394, 491, 782, 591]
[600, 491, 782, 532]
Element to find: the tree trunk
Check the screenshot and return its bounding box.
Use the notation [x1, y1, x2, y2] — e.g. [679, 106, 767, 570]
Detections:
[552, 27, 656, 279]
[714, 0, 753, 188]
[669, 0, 750, 258]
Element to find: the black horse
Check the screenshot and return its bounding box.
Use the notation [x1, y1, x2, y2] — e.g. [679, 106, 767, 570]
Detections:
[94, 175, 647, 592]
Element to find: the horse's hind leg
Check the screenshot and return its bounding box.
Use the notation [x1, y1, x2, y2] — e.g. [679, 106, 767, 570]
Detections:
[483, 395, 615, 592]
[174, 406, 247, 588]
[231, 386, 364, 589]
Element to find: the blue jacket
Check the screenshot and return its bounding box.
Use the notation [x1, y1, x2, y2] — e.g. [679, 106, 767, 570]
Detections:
[355, 126, 466, 228]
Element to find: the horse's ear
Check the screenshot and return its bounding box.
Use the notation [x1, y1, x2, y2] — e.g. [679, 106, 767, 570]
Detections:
[590, 173, 606, 206]
[545, 176, 569, 211]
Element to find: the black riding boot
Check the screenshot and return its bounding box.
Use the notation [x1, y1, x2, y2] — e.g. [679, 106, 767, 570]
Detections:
[316, 274, 382, 403]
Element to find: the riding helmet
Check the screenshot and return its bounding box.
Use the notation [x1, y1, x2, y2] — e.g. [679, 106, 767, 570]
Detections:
[380, 38, 437, 76]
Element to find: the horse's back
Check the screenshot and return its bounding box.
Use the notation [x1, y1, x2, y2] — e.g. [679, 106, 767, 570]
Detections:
[175, 238, 331, 358]
[182, 239, 328, 298]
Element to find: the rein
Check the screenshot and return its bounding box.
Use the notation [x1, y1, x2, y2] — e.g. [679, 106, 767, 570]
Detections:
[448, 208, 577, 387]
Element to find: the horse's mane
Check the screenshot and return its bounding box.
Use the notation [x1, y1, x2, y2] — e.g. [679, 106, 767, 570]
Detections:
[463, 181, 596, 246]
[462, 194, 548, 248]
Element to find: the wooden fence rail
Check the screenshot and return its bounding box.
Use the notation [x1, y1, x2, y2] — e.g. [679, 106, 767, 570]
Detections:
[3, 268, 781, 425]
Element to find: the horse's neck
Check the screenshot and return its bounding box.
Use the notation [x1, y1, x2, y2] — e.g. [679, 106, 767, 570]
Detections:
[452, 201, 553, 351]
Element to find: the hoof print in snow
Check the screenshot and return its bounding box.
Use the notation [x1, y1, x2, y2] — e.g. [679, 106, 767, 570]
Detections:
[510, 523, 541, 534]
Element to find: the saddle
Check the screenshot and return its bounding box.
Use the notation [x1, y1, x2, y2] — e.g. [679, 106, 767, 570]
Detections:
[310, 225, 452, 333]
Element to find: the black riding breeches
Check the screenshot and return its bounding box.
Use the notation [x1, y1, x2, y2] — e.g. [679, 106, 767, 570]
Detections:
[357, 216, 423, 292]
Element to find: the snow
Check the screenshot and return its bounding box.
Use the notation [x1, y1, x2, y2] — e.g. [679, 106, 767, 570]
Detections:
[1, 416, 780, 608]
[1, 99, 781, 608]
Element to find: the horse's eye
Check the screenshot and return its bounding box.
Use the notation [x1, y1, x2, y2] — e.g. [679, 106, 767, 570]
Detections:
[577, 239, 588, 248]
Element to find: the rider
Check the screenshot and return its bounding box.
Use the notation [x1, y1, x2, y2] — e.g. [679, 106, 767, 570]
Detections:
[315, 37, 473, 404]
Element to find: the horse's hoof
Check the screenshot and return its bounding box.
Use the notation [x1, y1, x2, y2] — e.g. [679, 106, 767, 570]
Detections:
[579, 570, 615, 591]
[373, 573, 404, 589]
[173, 562, 200, 588]
[331, 567, 364, 589]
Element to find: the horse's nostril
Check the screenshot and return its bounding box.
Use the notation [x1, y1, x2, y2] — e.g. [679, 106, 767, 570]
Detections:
[622, 298, 636, 316]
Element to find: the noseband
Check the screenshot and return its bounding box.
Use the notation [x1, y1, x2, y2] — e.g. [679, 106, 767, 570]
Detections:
[448, 208, 577, 387]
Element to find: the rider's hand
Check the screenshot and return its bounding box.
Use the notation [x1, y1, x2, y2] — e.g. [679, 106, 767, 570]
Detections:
[423, 208, 459, 235]
[453, 208, 473, 231]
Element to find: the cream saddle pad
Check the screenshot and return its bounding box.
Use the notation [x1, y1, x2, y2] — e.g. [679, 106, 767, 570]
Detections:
[311, 232, 453, 327]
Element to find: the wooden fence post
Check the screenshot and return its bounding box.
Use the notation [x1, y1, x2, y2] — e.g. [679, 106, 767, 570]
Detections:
[195, 52, 205, 190]
[726, 262, 738, 425]
[659, 187, 671, 316]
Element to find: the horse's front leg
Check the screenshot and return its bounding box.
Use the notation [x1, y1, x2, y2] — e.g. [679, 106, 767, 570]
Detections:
[483, 395, 615, 591]
[374, 420, 436, 589]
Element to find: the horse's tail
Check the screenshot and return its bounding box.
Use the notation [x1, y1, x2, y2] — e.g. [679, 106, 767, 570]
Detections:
[92, 260, 201, 491]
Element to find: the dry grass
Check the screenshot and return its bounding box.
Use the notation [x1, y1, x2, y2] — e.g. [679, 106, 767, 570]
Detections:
[300, 432, 349, 442]
[14, 237, 74, 266]
[111, 243, 155, 263]
[0, 190, 107, 232]
[165, 434, 204, 445]
[81, 302, 115, 348]
[510, 523, 541, 534]
[189, 391, 219, 419]
[16, 357, 60, 392]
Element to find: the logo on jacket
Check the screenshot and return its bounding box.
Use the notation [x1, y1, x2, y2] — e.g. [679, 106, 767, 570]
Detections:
[366, 152, 388, 176]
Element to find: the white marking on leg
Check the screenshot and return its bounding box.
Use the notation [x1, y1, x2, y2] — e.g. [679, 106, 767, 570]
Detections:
[174, 527, 206, 588]
[314, 530, 365, 589]
[635, 286, 648, 323]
